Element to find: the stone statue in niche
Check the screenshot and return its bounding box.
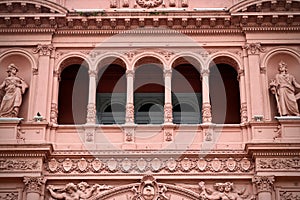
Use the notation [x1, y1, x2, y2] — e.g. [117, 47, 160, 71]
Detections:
[198, 181, 255, 200]
[0, 63, 28, 118]
[47, 182, 113, 200]
[269, 61, 300, 116]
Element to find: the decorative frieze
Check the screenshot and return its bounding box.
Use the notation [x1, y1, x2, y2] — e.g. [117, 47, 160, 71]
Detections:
[280, 191, 300, 200]
[0, 192, 18, 200]
[257, 157, 300, 170]
[0, 158, 41, 171]
[45, 157, 254, 174]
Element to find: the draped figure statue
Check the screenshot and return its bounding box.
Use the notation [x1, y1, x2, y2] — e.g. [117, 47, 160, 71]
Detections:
[269, 61, 300, 116]
[0, 64, 28, 117]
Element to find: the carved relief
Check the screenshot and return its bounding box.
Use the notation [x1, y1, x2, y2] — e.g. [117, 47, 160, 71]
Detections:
[47, 182, 113, 200]
[202, 102, 212, 123]
[252, 176, 274, 193]
[198, 181, 254, 200]
[0, 158, 41, 171]
[124, 127, 134, 142]
[181, 0, 188, 7]
[240, 103, 248, 123]
[280, 191, 300, 200]
[91, 158, 103, 172]
[50, 103, 58, 123]
[136, 0, 164, 8]
[164, 103, 173, 123]
[130, 175, 169, 200]
[136, 158, 147, 172]
[0, 192, 18, 200]
[257, 157, 300, 170]
[126, 103, 135, 123]
[23, 176, 44, 194]
[110, 0, 117, 8]
[86, 103, 96, 124]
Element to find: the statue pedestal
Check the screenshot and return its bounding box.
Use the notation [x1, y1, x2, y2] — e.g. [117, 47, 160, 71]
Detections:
[275, 116, 300, 141]
[0, 118, 23, 143]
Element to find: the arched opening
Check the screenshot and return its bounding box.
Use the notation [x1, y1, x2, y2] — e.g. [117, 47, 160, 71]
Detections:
[134, 57, 164, 124]
[209, 60, 241, 124]
[172, 57, 202, 124]
[97, 60, 126, 124]
[58, 63, 89, 124]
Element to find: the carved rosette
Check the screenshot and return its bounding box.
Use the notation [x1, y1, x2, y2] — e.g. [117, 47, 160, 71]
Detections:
[126, 103, 135, 123]
[136, 0, 163, 8]
[164, 103, 173, 123]
[32, 44, 54, 56]
[86, 103, 96, 124]
[240, 103, 248, 123]
[202, 102, 212, 123]
[23, 177, 44, 194]
[243, 42, 265, 55]
[252, 176, 274, 194]
[50, 103, 58, 123]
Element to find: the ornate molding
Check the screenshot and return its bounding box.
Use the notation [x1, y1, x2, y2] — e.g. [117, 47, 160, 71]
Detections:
[0, 158, 41, 171]
[32, 44, 54, 56]
[23, 176, 44, 194]
[240, 102, 248, 123]
[45, 157, 253, 174]
[50, 103, 58, 124]
[252, 176, 274, 193]
[257, 157, 300, 171]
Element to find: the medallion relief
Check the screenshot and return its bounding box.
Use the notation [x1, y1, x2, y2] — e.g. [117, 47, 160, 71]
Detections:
[136, 0, 163, 8]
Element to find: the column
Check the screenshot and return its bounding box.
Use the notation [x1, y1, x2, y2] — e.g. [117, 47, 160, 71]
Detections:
[243, 43, 265, 120]
[164, 69, 173, 124]
[86, 70, 97, 124]
[253, 176, 274, 200]
[32, 44, 54, 120]
[201, 69, 212, 123]
[238, 69, 248, 124]
[46, 48, 56, 122]
[125, 69, 135, 124]
[50, 70, 60, 124]
[23, 176, 44, 200]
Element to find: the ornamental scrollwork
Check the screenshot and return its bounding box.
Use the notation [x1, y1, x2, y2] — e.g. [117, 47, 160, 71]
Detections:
[24, 176, 44, 194]
[243, 42, 265, 55]
[32, 44, 54, 56]
[280, 191, 300, 200]
[0, 192, 18, 200]
[136, 0, 163, 8]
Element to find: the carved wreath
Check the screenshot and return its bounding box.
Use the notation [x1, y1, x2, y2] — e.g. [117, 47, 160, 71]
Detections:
[136, 0, 163, 8]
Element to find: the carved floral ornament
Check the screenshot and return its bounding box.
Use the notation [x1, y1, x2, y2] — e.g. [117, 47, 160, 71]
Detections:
[45, 157, 253, 174]
[136, 0, 164, 8]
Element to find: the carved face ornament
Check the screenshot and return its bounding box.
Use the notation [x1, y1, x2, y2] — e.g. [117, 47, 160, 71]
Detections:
[142, 184, 155, 200]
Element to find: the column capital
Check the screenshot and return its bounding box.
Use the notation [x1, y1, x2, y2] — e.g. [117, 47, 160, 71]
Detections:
[126, 69, 135, 78]
[88, 70, 97, 77]
[163, 69, 172, 78]
[242, 42, 265, 55]
[201, 69, 210, 77]
[32, 44, 54, 56]
[23, 176, 44, 194]
[253, 176, 275, 194]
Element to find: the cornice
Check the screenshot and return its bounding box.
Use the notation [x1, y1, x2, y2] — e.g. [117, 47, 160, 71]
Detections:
[0, 144, 53, 158]
[0, 28, 55, 33]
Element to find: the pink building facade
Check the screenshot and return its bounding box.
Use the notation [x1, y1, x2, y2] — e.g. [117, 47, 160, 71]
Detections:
[0, 0, 300, 199]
